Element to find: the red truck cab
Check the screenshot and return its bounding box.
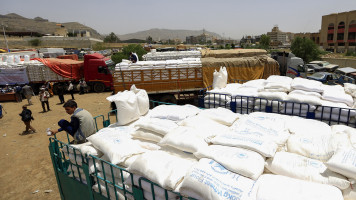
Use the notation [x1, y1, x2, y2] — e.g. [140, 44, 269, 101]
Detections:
[83, 53, 115, 92]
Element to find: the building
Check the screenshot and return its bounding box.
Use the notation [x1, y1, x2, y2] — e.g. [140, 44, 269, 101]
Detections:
[185, 30, 214, 44]
[320, 10, 356, 53]
[294, 32, 320, 45]
[267, 26, 288, 48]
[54, 24, 68, 37]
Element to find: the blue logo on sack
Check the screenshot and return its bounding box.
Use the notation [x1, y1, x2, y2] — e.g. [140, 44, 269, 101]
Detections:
[236, 153, 248, 159]
[210, 161, 228, 174]
[308, 160, 322, 168]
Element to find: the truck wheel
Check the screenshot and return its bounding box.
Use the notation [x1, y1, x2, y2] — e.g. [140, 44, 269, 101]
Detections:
[93, 82, 105, 93]
[159, 94, 177, 104]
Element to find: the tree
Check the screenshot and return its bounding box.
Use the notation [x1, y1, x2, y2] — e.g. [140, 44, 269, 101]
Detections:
[260, 34, 270, 50]
[111, 44, 148, 64]
[291, 37, 321, 63]
[29, 39, 41, 46]
[146, 36, 153, 44]
[104, 32, 120, 43]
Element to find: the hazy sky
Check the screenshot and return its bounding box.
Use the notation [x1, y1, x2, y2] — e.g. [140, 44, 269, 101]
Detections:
[1, 0, 355, 39]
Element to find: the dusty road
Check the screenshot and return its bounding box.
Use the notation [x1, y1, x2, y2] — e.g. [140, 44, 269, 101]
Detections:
[0, 92, 114, 200]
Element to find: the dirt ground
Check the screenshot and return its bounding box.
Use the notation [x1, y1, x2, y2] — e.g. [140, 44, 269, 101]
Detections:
[0, 92, 115, 200]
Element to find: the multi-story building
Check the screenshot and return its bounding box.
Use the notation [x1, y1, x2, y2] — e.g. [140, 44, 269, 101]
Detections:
[267, 26, 287, 46]
[294, 32, 320, 45]
[320, 10, 356, 53]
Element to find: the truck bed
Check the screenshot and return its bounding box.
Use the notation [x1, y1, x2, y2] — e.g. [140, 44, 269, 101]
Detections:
[113, 67, 204, 93]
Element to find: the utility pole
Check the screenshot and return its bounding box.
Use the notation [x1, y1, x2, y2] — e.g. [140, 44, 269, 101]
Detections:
[1, 23, 9, 52]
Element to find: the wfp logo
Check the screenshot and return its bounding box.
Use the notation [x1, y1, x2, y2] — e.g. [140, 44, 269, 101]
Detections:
[209, 161, 228, 174]
[236, 152, 248, 159]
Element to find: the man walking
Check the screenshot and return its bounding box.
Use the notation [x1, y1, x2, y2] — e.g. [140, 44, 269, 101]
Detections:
[19, 105, 36, 134]
[39, 87, 51, 112]
[57, 83, 65, 104]
[49, 100, 96, 144]
[67, 81, 75, 100]
[22, 84, 34, 105]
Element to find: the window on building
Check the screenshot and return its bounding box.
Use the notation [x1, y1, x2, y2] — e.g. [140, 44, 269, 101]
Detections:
[338, 43, 345, 46]
[337, 33, 344, 40]
[328, 23, 334, 30]
[328, 34, 334, 40]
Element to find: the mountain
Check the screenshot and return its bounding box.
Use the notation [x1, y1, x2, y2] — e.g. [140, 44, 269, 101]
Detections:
[118, 28, 222, 41]
[0, 13, 102, 39]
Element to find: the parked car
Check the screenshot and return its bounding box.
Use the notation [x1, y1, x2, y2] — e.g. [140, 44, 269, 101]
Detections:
[307, 72, 336, 83]
[309, 61, 339, 72]
[307, 72, 355, 85]
[304, 64, 327, 72]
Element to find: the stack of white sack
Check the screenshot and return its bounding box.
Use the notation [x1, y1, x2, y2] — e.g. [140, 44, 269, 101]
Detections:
[265, 151, 350, 189]
[96, 146, 197, 200]
[204, 83, 242, 108]
[344, 83, 356, 99]
[284, 89, 321, 116]
[255, 91, 287, 112]
[194, 145, 265, 180]
[209, 112, 291, 157]
[212, 66, 228, 90]
[87, 105, 356, 200]
[232, 79, 265, 113]
[183, 57, 202, 68]
[87, 126, 153, 165]
[159, 113, 231, 154]
[179, 158, 257, 200]
[196, 107, 241, 126]
[143, 51, 201, 61]
[263, 75, 293, 92]
[128, 150, 197, 191]
[106, 85, 149, 125]
[132, 117, 179, 143]
[148, 104, 201, 121]
[230, 87, 260, 113]
[114, 58, 202, 71]
[322, 84, 354, 107]
[291, 77, 324, 93]
[329, 125, 356, 200]
[62, 142, 103, 183]
[316, 99, 356, 123]
[255, 174, 343, 200]
[286, 117, 339, 162]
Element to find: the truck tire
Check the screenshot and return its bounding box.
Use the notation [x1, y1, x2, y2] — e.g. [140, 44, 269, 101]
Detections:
[159, 94, 177, 104]
[93, 82, 105, 93]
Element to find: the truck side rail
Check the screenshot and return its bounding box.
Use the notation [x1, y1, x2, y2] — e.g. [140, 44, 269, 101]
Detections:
[229, 95, 356, 127]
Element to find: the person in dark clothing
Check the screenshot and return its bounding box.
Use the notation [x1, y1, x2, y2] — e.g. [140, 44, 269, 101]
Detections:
[19, 105, 36, 133]
[57, 83, 65, 104]
[129, 52, 138, 63]
[79, 79, 86, 95]
[14, 84, 22, 102]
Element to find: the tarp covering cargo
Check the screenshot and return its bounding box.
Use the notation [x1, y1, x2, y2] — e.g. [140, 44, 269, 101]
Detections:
[201, 55, 280, 88]
[0, 67, 29, 85]
[200, 49, 267, 58]
[34, 58, 83, 80]
[57, 54, 79, 61]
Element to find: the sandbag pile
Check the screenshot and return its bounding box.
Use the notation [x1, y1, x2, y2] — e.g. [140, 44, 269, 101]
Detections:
[204, 75, 356, 124]
[76, 99, 356, 199]
[142, 50, 201, 61]
[115, 58, 202, 71]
